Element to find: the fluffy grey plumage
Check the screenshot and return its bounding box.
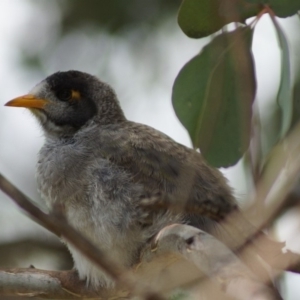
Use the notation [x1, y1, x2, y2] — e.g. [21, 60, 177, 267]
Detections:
[5, 71, 238, 287]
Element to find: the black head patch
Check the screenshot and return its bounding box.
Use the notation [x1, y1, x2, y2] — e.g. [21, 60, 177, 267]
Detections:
[45, 71, 98, 129]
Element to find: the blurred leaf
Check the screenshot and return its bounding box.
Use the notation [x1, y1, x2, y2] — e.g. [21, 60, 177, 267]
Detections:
[53, 0, 180, 34]
[246, 0, 300, 18]
[291, 72, 300, 129]
[270, 15, 292, 138]
[170, 291, 190, 300]
[172, 28, 256, 167]
[270, 0, 300, 17]
[178, 0, 262, 38]
[259, 105, 281, 166]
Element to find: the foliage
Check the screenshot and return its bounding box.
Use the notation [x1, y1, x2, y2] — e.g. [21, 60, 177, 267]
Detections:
[52, 0, 180, 34]
[172, 28, 255, 167]
[178, 0, 262, 38]
[172, 0, 300, 167]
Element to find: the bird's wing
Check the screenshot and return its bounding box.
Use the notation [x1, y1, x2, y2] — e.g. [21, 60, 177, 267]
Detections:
[97, 122, 191, 192]
[96, 122, 237, 224]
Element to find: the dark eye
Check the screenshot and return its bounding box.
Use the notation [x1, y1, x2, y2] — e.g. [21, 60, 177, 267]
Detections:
[56, 89, 72, 102]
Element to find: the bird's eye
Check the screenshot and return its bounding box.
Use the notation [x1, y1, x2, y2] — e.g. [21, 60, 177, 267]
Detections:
[56, 89, 72, 102]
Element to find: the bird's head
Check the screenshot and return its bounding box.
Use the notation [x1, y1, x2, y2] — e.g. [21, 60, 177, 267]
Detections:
[5, 71, 126, 138]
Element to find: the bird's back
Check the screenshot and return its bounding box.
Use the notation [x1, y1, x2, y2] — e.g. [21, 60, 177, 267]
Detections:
[93, 121, 238, 230]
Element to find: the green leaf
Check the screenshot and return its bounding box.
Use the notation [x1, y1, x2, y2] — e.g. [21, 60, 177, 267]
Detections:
[178, 0, 262, 38]
[245, 0, 300, 17]
[172, 28, 256, 167]
[291, 73, 300, 130]
[270, 15, 292, 138]
[270, 0, 300, 17]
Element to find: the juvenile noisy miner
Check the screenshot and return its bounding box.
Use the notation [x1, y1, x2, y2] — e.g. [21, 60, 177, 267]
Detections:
[5, 70, 238, 287]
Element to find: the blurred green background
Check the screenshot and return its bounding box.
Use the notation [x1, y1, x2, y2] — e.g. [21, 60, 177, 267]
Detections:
[0, 1, 300, 299]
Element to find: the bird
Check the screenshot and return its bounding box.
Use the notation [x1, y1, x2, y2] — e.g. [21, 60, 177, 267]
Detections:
[5, 70, 238, 288]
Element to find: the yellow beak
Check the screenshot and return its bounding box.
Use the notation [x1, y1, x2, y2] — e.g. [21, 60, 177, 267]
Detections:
[5, 94, 48, 109]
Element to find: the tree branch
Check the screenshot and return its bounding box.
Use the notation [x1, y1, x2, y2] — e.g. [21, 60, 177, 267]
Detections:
[0, 224, 283, 300]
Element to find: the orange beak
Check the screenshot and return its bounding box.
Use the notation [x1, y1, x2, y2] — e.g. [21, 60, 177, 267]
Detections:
[5, 94, 49, 109]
